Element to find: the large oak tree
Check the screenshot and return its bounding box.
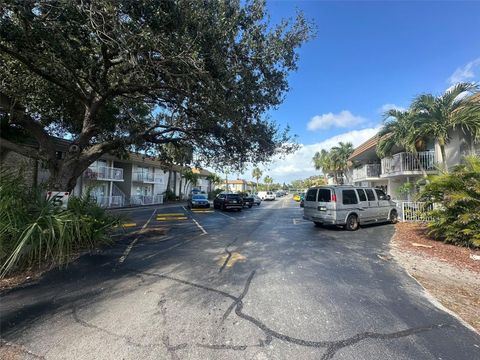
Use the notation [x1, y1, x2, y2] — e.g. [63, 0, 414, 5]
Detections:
[0, 0, 313, 191]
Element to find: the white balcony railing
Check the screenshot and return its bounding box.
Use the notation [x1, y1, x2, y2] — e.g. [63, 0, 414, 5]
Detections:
[94, 195, 125, 208]
[129, 195, 164, 206]
[352, 164, 381, 181]
[84, 166, 124, 181]
[381, 151, 436, 177]
[132, 171, 163, 183]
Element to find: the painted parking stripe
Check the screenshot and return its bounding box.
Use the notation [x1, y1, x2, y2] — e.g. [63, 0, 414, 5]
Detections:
[118, 208, 157, 264]
[121, 223, 137, 228]
[156, 217, 188, 221]
[157, 213, 185, 216]
[192, 218, 208, 235]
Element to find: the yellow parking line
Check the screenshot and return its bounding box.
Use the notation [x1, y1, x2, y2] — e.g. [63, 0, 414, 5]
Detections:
[156, 217, 188, 221]
[157, 213, 185, 216]
[121, 223, 137, 228]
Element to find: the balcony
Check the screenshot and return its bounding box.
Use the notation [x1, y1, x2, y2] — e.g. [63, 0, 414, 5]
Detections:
[132, 171, 163, 183]
[94, 195, 125, 208]
[352, 164, 381, 182]
[381, 151, 436, 177]
[84, 166, 124, 181]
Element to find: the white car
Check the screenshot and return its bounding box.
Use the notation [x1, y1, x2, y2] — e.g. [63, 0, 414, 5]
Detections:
[257, 191, 276, 201]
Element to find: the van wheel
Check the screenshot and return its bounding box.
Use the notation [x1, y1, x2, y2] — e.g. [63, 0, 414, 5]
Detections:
[314, 222, 323, 227]
[389, 209, 398, 224]
[345, 214, 359, 231]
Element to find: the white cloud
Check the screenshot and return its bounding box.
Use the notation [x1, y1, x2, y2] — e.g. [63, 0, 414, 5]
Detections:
[307, 110, 366, 131]
[237, 126, 381, 184]
[378, 103, 405, 114]
[448, 57, 480, 84]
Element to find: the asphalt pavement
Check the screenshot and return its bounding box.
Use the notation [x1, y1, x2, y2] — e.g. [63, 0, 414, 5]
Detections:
[1, 196, 479, 360]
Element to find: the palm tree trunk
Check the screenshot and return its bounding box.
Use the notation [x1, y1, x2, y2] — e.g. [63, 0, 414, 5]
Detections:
[440, 144, 448, 172]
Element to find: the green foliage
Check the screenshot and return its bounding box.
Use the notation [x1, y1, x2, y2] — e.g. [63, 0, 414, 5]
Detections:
[1, 1, 314, 190]
[0, 171, 119, 277]
[377, 84, 480, 171]
[208, 188, 224, 200]
[418, 156, 480, 248]
[396, 182, 414, 197]
[313, 142, 353, 184]
[163, 189, 177, 202]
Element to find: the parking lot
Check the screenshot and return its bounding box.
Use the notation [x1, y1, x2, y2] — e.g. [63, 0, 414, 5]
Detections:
[1, 195, 479, 360]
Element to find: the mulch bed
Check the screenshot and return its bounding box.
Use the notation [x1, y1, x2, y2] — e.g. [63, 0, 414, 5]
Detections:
[393, 222, 480, 273]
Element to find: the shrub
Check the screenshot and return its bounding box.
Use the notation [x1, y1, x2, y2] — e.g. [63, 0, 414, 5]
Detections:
[208, 188, 223, 200]
[418, 155, 480, 248]
[0, 171, 119, 277]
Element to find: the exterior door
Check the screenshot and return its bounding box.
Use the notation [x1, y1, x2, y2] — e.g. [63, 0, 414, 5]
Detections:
[355, 188, 373, 222]
[364, 188, 379, 220]
[375, 188, 390, 220]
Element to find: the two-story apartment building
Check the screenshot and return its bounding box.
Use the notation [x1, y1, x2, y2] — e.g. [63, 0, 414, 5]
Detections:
[1, 137, 214, 207]
[347, 129, 479, 200]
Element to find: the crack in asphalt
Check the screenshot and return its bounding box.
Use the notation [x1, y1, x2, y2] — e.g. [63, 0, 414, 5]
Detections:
[219, 236, 240, 273]
[222, 270, 256, 321]
[71, 305, 159, 349]
[133, 268, 453, 359]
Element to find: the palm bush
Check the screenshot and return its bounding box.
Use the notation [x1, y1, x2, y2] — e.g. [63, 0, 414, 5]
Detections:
[418, 155, 480, 248]
[0, 171, 119, 277]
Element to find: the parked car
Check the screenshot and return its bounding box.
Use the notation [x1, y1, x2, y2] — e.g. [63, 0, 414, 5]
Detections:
[252, 194, 262, 206]
[300, 197, 304, 208]
[293, 192, 304, 202]
[188, 193, 210, 209]
[213, 193, 243, 211]
[303, 186, 398, 231]
[258, 191, 276, 201]
[240, 193, 255, 208]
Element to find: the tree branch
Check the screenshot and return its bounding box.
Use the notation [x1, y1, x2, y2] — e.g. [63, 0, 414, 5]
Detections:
[0, 44, 89, 104]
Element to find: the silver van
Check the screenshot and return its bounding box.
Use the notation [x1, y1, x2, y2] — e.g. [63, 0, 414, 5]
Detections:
[303, 185, 398, 230]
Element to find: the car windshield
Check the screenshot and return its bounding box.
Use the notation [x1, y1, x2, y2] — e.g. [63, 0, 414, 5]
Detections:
[192, 195, 207, 200]
[226, 194, 241, 199]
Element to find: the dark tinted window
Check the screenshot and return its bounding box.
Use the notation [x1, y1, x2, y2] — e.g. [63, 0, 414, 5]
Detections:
[356, 189, 367, 202]
[226, 194, 241, 199]
[365, 189, 376, 201]
[375, 189, 388, 200]
[342, 190, 358, 205]
[193, 195, 207, 200]
[317, 189, 331, 202]
[305, 189, 318, 201]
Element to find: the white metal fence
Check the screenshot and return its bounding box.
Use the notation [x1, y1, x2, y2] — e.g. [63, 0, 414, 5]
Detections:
[129, 195, 164, 206]
[352, 164, 381, 181]
[395, 201, 437, 222]
[94, 195, 125, 208]
[84, 166, 124, 181]
[381, 151, 436, 176]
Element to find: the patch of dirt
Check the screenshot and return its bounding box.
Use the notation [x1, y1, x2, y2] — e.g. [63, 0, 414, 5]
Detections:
[0, 267, 49, 292]
[391, 223, 480, 332]
[0, 340, 43, 359]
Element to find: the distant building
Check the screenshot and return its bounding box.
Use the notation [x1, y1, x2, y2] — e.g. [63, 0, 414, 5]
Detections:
[223, 179, 254, 193]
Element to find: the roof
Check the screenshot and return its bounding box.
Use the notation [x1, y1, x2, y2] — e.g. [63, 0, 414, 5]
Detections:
[192, 168, 213, 177]
[348, 135, 379, 160]
[225, 179, 247, 184]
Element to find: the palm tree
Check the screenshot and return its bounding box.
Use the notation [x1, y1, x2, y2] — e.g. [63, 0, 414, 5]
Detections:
[376, 109, 420, 158]
[264, 175, 273, 190]
[330, 142, 354, 184]
[252, 167, 263, 191]
[411, 82, 480, 171]
[313, 149, 334, 183]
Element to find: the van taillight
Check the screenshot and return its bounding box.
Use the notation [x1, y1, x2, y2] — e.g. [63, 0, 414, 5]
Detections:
[331, 193, 337, 202]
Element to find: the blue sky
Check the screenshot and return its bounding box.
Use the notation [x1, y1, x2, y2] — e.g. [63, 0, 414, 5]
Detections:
[233, 0, 480, 184]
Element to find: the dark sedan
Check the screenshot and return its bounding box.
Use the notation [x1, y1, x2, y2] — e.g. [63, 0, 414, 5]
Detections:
[188, 194, 210, 209]
[240, 193, 254, 208]
[213, 193, 243, 211]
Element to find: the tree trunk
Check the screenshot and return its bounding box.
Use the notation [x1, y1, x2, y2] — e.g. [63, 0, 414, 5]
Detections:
[440, 144, 448, 172]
